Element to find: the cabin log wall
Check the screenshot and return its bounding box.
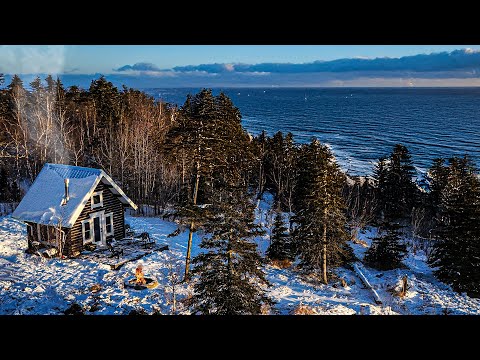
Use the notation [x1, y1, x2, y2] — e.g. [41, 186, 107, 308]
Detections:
[66, 182, 125, 256]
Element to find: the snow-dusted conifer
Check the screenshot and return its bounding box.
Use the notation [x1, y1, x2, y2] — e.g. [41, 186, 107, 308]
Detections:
[191, 181, 273, 314]
[374, 144, 417, 221]
[292, 139, 353, 284]
[266, 206, 293, 261]
[364, 221, 407, 270]
[428, 156, 480, 297]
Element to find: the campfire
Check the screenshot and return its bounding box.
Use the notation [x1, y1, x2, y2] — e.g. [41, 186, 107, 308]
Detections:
[125, 264, 158, 290]
[135, 265, 146, 285]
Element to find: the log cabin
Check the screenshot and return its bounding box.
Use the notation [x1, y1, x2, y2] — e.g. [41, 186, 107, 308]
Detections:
[12, 163, 137, 257]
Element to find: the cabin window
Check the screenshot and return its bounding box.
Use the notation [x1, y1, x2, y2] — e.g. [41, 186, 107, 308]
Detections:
[82, 220, 92, 243]
[105, 213, 114, 236]
[37, 223, 42, 242]
[91, 191, 103, 209]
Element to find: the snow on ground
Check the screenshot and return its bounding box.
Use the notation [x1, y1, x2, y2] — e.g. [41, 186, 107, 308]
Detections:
[0, 215, 198, 315]
[350, 227, 480, 315]
[1, 195, 480, 315]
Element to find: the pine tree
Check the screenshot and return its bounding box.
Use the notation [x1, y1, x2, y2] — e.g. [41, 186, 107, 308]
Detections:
[428, 156, 480, 297]
[373, 156, 389, 221]
[45, 75, 56, 93]
[164, 89, 254, 280]
[191, 182, 273, 314]
[0, 167, 9, 202]
[164, 89, 217, 280]
[427, 158, 449, 212]
[266, 206, 293, 261]
[253, 130, 268, 198]
[292, 139, 353, 284]
[10, 180, 21, 202]
[364, 221, 407, 270]
[389, 144, 417, 217]
[374, 144, 417, 221]
[30, 76, 43, 93]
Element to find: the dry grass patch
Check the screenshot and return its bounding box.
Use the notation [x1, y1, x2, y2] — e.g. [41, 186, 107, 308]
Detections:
[290, 304, 319, 315]
[270, 259, 293, 269]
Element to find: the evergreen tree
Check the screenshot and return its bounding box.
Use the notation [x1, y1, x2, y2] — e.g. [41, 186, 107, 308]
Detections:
[292, 139, 353, 284]
[374, 144, 417, 221]
[191, 180, 273, 314]
[373, 156, 389, 220]
[266, 206, 293, 261]
[428, 156, 480, 297]
[283, 132, 298, 213]
[45, 75, 56, 93]
[364, 221, 407, 270]
[252, 130, 268, 198]
[389, 144, 417, 216]
[163, 90, 216, 280]
[10, 180, 21, 202]
[8, 74, 23, 91]
[29, 76, 43, 93]
[0, 167, 10, 202]
[427, 158, 449, 211]
[165, 89, 254, 280]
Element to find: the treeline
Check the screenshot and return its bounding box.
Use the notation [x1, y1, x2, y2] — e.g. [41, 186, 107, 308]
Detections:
[1, 75, 479, 311]
[0, 74, 178, 210]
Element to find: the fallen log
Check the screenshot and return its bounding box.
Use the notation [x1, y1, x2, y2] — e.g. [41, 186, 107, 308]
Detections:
[353, 262, 382, 305]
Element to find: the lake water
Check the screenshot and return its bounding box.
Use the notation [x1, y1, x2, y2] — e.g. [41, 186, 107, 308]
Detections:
[144, 87, 480, 176]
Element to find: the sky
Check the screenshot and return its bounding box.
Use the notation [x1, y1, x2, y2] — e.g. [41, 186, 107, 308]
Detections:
[2, 45, 480, 87]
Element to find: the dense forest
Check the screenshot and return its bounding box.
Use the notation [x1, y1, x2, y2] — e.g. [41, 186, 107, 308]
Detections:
[1, 74, 479, 312]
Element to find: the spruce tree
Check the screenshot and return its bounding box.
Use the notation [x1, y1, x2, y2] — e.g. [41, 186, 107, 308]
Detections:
[191, 182, 273, 315]
[266, 206, 293, 262]
[164, 89, 219, 280]
[264, 131, 298, 211]
[165, 89, 254, 280]
[427, 158, 449, 213]
[428, 156, 480, 297]
[373, 156, 389, 221]
[364, 221, 407, 270]
[388, 144, 417, 217]
[374, 144, 417, 221]
[292, 139, 353, 284]
[0, 167, 9, 202]
[253, 130, 268, 198]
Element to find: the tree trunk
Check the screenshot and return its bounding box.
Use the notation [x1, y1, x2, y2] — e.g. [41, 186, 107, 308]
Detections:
[322, 205, 328, 285]
[322, 168, 328, 285]
[184, 221, 195, 281]
[184, 162, 201, 281]
[172, 283, 176, 315]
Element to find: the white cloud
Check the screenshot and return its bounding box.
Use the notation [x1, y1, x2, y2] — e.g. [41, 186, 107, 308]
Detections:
[463, 48, 479, 54]
[124, 70, 177, 77]
[0, 45, 65, 74]
[237, 71, 270, 76]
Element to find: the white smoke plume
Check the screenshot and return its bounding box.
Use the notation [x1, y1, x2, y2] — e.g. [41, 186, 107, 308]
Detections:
[0, 45, 65, 74]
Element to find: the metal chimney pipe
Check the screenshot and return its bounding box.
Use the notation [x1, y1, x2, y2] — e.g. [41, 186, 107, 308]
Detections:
[64, 178, 70, 203]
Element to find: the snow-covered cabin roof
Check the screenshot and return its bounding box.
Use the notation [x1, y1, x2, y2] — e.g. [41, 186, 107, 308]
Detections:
[12, 163, 137, 228]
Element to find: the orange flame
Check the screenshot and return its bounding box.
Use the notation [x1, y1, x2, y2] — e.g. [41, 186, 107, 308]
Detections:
[135, 265, 146, 285]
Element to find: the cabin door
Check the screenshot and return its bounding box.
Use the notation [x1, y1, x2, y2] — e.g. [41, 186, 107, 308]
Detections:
[91, 213, 105, 246]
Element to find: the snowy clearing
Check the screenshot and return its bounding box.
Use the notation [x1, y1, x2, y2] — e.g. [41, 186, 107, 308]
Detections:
[1, 196, 479, 315]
